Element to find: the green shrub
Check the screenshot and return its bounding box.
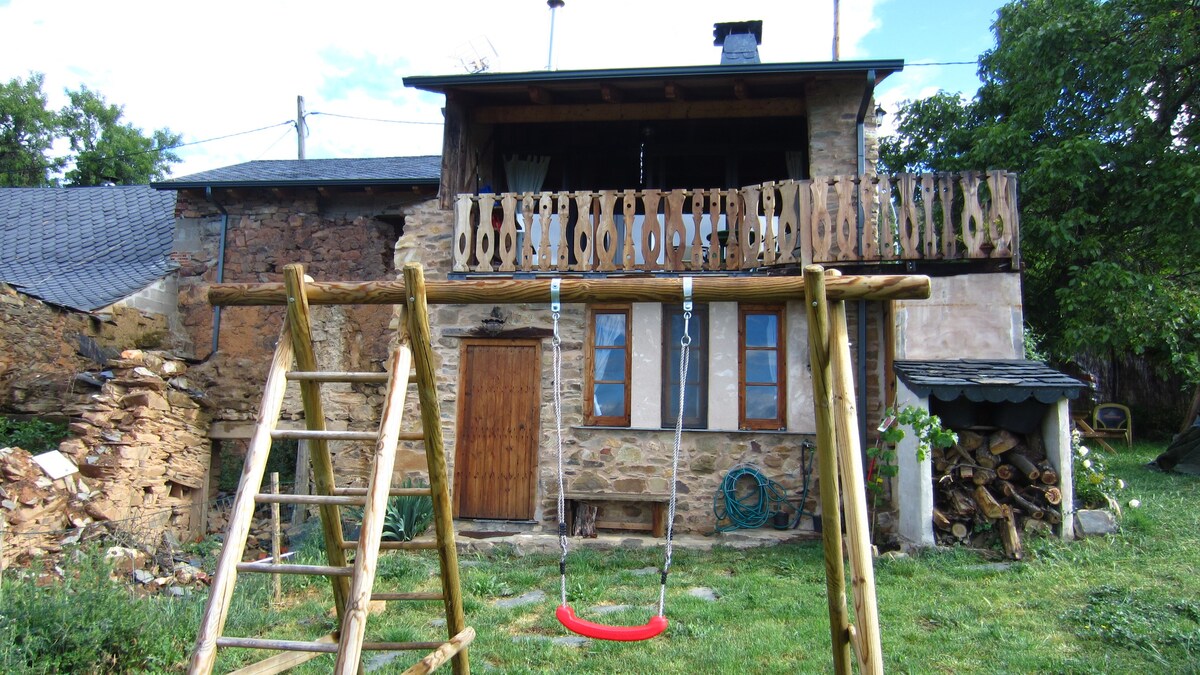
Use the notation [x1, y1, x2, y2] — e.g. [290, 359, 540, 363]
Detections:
[0, 417, 68, 454]
[0, 549, 198, 673]
[345, 477, 434, 543]
[1072, 431, 1128, 509]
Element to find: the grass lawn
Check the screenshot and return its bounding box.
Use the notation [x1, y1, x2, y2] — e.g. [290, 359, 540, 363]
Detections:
[3, 442, 1198, 673]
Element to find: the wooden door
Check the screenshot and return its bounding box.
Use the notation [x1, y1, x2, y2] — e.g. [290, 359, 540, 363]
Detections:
[454, 339, 541, 520]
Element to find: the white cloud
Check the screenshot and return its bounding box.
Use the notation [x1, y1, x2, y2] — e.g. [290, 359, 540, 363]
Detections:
[1, 0, 881, 177]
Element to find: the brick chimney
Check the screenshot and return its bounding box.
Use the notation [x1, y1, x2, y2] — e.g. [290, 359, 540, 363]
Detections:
[713, 20, 763, 65]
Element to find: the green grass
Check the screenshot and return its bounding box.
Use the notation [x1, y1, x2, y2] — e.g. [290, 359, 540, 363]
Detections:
[2, 442, 1197, 673]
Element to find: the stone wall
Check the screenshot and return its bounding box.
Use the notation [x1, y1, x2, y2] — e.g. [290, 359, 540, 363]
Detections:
[805, 78, 880, 177]
[0, 283, 174, 415]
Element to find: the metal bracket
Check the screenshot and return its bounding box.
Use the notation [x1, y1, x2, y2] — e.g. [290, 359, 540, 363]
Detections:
[550, 278, 562, 313]
[682, 277, 693, 312]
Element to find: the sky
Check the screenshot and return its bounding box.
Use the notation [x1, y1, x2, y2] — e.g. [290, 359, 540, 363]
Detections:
[0, 0, 1007, 180]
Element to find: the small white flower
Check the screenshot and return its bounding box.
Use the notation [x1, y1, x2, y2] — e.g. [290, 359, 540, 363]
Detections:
[1117, 479, 1126, 489]
[1128, 499, 1141, 508]
[1078, 446, 1090, 457]
[1082, 458, 1093, 469]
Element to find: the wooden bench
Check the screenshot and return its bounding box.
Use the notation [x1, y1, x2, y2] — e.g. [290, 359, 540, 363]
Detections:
[563, 492, 671, 538]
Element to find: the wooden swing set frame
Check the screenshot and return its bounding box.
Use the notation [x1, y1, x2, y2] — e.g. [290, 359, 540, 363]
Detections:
[205, 262, 929, 675]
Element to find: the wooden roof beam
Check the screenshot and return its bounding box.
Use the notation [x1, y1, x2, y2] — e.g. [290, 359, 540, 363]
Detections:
[473, 97, 806, 124]
[733, 79, 750, 100]
[664, 82, 686, 101]
[528, 86, 554, 105]
[600, 84, 623, 103]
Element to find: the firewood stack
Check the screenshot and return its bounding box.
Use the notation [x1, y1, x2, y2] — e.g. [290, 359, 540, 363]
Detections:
[931, 428, 1062, 559]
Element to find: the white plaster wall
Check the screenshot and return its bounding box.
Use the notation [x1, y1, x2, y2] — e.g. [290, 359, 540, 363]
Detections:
[630, 302, 662, 428]
[786, 301, 815, 433]
[895, 381, 934, 546]
[708, 302, 739, 431]
[894, 273, 1024, 360]
[1043, 398, 1076, 540]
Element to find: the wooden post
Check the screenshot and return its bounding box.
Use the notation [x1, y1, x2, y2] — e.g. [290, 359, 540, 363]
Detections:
[1, 515, 6, 585]
[189, 325, 296, 674]
[270, 472, 282, 607]
[282, 265, 352, 624]
[829, 298, 885, 675]
[403, 263, 470, 675]
[292, 440, 311, 528]
[803, 265, 853, 675]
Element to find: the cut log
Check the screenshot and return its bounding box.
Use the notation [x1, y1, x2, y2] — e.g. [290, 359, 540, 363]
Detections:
[1008, 453, 1041, 481]
[1044, 509, 1062, 525]
[971, 467, 997, 486]
[998, 482, 1046, 521]
[932, 508, 952, 531]
[996, 464, 1016, 481]
[999, 506, 1023, 560]
[950, 522, 970, 540]
[1025, 484, 1062, 505]
[957, 430, 985, 453]
[974, 449, 998, 470]
[974, 486, 1005, 519]
[988, 429, 1020, 455]
[947, 489, 977, 516]
[1038, 463, 1059, 486]
[958, 465, 975, 482]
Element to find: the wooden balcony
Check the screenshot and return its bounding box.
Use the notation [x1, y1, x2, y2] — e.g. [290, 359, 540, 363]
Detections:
[452, 171, 1018, 275]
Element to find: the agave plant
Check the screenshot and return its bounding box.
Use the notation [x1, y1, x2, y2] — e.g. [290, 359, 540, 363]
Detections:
[343, 477, 434, 542]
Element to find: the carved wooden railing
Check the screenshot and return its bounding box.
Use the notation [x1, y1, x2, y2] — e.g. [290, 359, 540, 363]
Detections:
[452, 171, 1018, 273]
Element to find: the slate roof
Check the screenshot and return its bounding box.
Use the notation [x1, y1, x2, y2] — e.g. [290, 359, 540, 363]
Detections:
[0, 186, 176, 312]
[152, 156, 442, 189]
[894, 360, 1086, 404]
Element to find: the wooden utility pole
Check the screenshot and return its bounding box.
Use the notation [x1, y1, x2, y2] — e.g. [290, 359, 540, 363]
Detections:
[832, 0, 841, 61]
[296, 95, 307, 160]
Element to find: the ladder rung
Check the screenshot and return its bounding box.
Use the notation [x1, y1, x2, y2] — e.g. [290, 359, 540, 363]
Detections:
[334, 487, 433, 497]
[286, 370, 390, 383]
[217, 636, 338, 653]
[371, 591, 444, 602]
[255, 493, 365, 506]
[237, 562, 353, 576]
[272, 429, 377, 442]
[362, 641, 445, 652]
[341, 540, 439, 551]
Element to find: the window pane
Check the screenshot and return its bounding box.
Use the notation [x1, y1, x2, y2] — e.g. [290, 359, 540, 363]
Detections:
[593, 383, 625, 417]
[594, 349, 626, 382]
[594, 314, 626, 346]
[745, 385, 778, 419]
[746, 351, 777, 384]
[745, 314, 777, 347]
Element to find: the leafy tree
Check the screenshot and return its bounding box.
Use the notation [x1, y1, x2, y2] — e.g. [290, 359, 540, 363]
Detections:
[881, 0, 1200, 384]
[0, 73, 64, 186]
[0, 73, 181, 186]
[61, 86, 181, 186]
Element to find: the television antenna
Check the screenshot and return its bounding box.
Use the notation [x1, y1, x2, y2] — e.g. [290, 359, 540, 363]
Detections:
[452, 36, 499, 74]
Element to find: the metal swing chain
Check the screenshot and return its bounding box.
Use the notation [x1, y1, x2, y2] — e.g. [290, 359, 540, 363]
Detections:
[550, 279, 569, 608]
[660, 277, 692, 616]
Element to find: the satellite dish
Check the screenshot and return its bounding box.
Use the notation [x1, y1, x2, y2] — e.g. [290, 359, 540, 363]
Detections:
[452, 36, 499, 73]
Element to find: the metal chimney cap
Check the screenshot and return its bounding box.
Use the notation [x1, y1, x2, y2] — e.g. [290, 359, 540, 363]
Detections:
[713, 20, 763, 46]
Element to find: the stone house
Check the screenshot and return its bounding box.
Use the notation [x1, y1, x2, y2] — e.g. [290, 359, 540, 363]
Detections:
[155, 27, 1029, 541]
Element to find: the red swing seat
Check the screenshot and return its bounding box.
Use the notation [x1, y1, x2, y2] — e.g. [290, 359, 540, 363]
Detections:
[556, 604, 669, 642]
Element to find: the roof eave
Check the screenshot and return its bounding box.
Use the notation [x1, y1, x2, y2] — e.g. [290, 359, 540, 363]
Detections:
[403, 59, 905, 93]
[151, 178, 439, 191]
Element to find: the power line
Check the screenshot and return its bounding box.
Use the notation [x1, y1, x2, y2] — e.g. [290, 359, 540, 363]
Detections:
[59, 120, 297, 165]
[308, 111, 443, 126]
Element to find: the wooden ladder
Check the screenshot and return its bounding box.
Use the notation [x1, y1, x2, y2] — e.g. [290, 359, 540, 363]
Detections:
[188, 265, 471, 675]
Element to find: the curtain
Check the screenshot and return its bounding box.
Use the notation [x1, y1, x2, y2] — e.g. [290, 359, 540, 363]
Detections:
[504, 155, 551, 193]
[785, 150, 804, 180]
[592, 314, 626, 416]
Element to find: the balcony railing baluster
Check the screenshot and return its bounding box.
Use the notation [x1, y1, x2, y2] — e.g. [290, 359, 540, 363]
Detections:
[451, 172, 1019, 274]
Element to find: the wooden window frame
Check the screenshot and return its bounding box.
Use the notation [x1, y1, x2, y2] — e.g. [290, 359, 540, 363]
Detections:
[584, 304, 632, 426]
[738, 304, 786, 430]
[661, 304, 708, 429]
